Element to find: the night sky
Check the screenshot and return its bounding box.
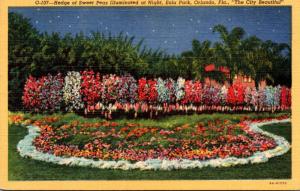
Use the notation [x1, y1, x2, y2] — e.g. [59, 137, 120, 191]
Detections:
[9, 7, 291, 54]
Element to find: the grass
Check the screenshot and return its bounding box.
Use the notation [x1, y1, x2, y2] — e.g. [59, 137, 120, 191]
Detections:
[8, 113, 291, 180]
[15, 111, 290, 129]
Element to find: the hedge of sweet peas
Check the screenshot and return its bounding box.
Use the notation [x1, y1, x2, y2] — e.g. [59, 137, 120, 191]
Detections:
[22, 71, 291, 118]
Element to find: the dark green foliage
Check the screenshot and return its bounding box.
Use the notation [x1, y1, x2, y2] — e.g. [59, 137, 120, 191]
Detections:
[9, 12, 40, 111]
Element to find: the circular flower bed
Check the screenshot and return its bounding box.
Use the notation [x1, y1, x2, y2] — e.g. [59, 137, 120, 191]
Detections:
[15, 115, 291, 170]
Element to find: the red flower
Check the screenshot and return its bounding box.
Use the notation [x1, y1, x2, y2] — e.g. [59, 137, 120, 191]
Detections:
[227, 83, 245, 106]
[22, 76, 43, 111]
[138, 78, 148, 102]
[148, 79, 158, 103]
[80, 70, 102, 111]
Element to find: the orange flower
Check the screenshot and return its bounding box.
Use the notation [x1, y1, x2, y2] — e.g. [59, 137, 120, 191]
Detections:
[9, 114, 24, 124]
[61, 124, 71, 129]
[33, 120, 43, 127]
[110, 122, 119, 127]
[40, 124, 53, 132]
[43, 116, 60, 123]
[126, 123, 140, 127]
[181, 124, 190, 129]
[71, 120, 80, 127]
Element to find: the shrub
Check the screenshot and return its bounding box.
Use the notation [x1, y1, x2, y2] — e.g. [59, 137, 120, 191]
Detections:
[22, 76, 43, 112]
[63, 71, 84, 112]
[244, 87, 252, 106]
[258, 88, 266, 108]
[80, 70, 102, 112]
[219, 85, 228, 106]
[182, 80, 193, 104]
[117, 74, 138, 104]
[175, 77, 185, 102]
[202, 86, 220, 106]
[227, 83, 244, 106]
[39, 73, 64, 112]
[193, 81, 202, 104]
[265, 86, 275, 107]
[101, 74, 119, 104]
[274, 85, 281, 107]
[148, 79, 158, 104]
[156, 78, 169, 104]
[250, 87, 258, 108]
[138, 78, 148, 102]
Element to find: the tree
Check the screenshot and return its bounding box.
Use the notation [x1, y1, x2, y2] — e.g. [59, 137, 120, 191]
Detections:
[240, 36, 272, 84]
[80, 32, 147, 78]
[262, 41, 291, 86]
[181, 39, 214, 80]
[31, 32, 63, 76]
[212, 24, 245, 81]
[241, 37, 291, 86]
[8, 12, 40, 110]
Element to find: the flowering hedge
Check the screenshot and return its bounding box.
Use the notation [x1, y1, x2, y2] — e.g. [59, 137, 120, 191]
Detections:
[22, 71, 291, 116]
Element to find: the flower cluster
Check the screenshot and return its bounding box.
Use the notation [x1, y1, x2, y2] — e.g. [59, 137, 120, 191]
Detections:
[22, 76, 43, 112]
[138, 78, 148, 102]
[157, 78, 172, 103]
[250, 88, 258, 107]
[182, 80, 202, 104]
[175, 77, 185, 101]
[148, 79, 158, 103]
[63, 71, 84, 112]
[23, 71, 291, 115]
[220, 85, 228, 105]
[227, 83, 244, 106]
[264, 86, 282, 108]
[244, 87, 252, 106]
[281, 86, 291, 109]
[101, 74, 119, 104]
[42, 74, 64, 112]
[117, 75, 137, 104]
[80, 71, 102, 112]
[202, 85, 221, 106]
[22, 74, 64, 112]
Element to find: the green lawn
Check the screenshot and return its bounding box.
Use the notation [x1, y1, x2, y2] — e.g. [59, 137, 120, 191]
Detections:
[8, 113, 291, 180]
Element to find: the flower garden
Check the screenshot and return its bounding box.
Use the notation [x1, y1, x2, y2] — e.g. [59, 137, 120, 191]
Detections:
[11, 71, 291, 172]
[7, 11, 292, 180]
[9, 112, 291, 179]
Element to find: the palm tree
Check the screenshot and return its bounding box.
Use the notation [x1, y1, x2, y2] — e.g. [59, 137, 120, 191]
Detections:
[261, 41, 291, 86]
[240, 36, 290, 86]
[240, 36, 266, 82]
[181, 39, 214, 80]
[212, 24, 245, 81]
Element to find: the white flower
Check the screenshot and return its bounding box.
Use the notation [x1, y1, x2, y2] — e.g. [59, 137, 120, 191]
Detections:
[63, 71, 84, 112]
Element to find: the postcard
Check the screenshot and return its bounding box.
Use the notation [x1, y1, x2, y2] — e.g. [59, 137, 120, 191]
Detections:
[0, 0, 299, 190]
